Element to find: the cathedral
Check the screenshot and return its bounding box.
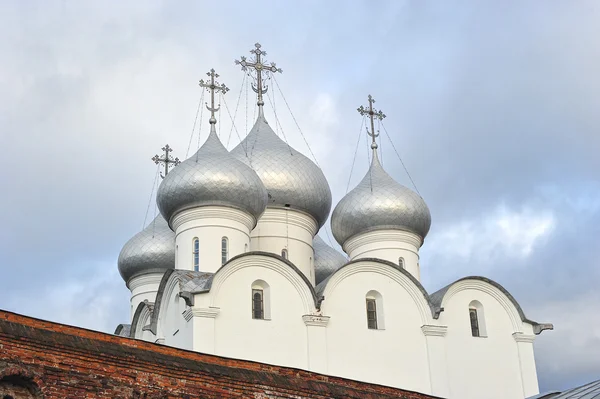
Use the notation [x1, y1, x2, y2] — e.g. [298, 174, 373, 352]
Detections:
[115, 43, 552, 399]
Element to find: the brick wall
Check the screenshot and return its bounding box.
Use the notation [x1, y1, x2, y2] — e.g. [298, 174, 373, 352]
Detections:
[0, 310, 439, 399]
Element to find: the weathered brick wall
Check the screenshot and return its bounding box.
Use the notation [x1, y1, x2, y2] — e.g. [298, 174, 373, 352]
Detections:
[0, 310, 438, 399]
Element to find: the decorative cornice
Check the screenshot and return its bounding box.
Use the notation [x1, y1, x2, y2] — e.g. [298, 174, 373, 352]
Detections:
[302, 314, 330, 327]
[172, 206, 255, 232]
[344, 229, 422, 254]
[192, 307, 220, 318]
[513, 333, 536, 343]
[258, 208, 318, 236]
[421, 325, 448, 337]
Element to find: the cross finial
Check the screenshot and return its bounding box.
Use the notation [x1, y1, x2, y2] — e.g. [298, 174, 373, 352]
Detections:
[199, 68, 229, 125]
[152, 144, 181, 179]
[357, 95, 386, 151]
[235, 43, 282, 108]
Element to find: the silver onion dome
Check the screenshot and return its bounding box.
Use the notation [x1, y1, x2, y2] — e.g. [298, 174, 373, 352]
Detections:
[156, 128, 268, 225]
[230, 112, 332, 228]
[314, 235, 347, 284]
[331, 151, 431, 246]
[118, 215, 175, 283]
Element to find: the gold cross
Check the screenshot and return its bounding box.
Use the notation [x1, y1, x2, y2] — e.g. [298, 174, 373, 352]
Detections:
[235, 43, 282, 106]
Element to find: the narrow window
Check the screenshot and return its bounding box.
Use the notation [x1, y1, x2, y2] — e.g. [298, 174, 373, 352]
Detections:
[193, 238, 199, 271]
[398, 257, 405, 269]
[366, 298, 378, 329]
[221, 237, 228, 265]
[252, 289, 264, 319]
[244, 243, 248, 253]
[469, 308, 480, 337]
[281, 249, 288, 259]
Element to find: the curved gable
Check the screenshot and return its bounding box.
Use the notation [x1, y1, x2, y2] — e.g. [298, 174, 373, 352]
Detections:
[208, 251, 320, 313]
[431, 276, 553, 334]
[318, 257, 438, 324]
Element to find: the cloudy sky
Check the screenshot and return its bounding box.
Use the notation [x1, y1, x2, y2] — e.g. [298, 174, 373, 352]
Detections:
[1, 0, 599, 393]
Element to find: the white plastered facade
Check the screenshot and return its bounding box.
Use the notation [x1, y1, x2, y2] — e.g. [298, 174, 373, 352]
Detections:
[126, 220, 550, 399]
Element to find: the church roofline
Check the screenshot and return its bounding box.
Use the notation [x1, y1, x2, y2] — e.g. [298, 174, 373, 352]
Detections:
[430, 276, 553, 334]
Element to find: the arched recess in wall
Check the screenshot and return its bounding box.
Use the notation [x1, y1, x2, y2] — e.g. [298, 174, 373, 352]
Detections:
[0, 375, 42, 399]
[366, 290, 385, 330]
[468, 300, 487, 337]
[251, 279, 271, 320]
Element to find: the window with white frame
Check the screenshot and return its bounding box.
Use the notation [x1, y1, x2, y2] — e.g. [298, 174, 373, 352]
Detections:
[468, 300, 487, 337]
[365, 290, 385, 330]
[398, 257, 405, 269]
[251, 280, 271, 320]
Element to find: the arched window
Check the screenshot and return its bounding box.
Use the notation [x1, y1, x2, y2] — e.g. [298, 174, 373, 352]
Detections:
[252, 289, 264, 319]
[193, 238, 199, 271]
[365, 290, 385, 330]
[468, 300, 487, 337]
[251, 280, 271, 320]
[221, 237, 228, 265]
[281, 249, 288, 259]
[244, 243, 248, 253]
[398, 257, 405, 269]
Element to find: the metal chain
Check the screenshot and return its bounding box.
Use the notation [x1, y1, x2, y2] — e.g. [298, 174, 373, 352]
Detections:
[186, 90, 204, 158]
[381, 121, 422, 196]
[226, 73, 246, 149]
[143, 164, 160, 230]
[272, 75, 321, 168]
[346, 116, 366, 194]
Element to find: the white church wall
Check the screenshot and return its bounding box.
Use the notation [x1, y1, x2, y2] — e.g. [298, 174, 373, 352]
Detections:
[440, 282, 536, 399]
[172, 207, 254, 273]
[205, 254, 314, 369]
[320, 261, 432, 395]
[158, 277, 193, 350]
[249, 208, 317, 284]
[344, 230, 422, 280]
[128, 273, 164, 321]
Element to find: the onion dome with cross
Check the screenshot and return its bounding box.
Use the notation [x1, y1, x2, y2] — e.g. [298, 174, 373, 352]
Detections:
[230, 43, 332, 229]
[118, 143, 179, 284]
[331, 95, 431, 247]
[156, 69, 268, 226]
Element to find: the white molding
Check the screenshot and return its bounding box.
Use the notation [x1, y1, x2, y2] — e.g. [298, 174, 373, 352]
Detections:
[321, 261, 432, 325]
[172, 206, 255, 232]
[258, 208, 318, 236]
[421, 325, 448, 337]
[192, 307, 221, 318]
[303, 314, 330, 327]
[513, 333, 536, 343]
[344, 229, 423, 254]
[128, 273, 164, 291]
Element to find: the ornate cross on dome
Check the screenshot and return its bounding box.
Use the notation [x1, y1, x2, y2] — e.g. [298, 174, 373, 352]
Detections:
[152, 144, 180, 179]
[199, 68, 229, 125]
[357, 95, 386, 150]
[235, 43, 282, 107]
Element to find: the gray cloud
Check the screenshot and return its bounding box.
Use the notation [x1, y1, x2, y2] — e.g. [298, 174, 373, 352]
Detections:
[1, 0, 598, 393]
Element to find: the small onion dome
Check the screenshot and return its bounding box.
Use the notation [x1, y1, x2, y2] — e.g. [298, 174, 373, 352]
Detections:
[331, 151, 431, 246]
[230, 111, 332, 228]
[157, 128, 268, 225]
[314, 235, 347, 284]
[118, 215, 175, 283]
